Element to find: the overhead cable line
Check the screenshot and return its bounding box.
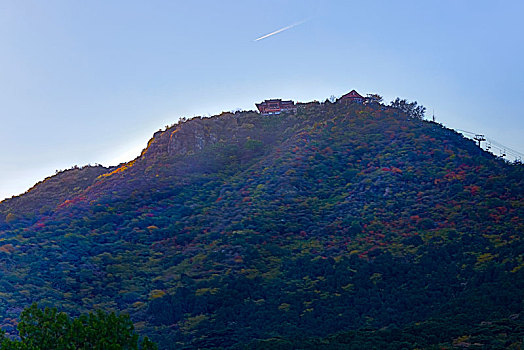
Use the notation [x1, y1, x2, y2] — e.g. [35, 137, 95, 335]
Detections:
[455, 129, 523, 161]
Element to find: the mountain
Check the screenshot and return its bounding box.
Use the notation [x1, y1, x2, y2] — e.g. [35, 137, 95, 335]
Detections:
[0, 165, 111, 221]
[0, 100, 523, 349]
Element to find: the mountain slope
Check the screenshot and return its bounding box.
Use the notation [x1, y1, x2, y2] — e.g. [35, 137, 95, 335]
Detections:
[0, 165, 111, 225]
[0, 101, 522, 348]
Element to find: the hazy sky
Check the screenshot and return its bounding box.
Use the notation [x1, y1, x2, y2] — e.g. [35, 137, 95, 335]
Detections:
[1, 0, 523, 200]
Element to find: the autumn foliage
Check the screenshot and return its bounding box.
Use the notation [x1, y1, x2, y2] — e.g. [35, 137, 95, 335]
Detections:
[0, 101, 522, 348]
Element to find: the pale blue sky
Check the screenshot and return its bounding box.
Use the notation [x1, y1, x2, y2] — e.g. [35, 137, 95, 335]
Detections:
[1, 0, 523, 200]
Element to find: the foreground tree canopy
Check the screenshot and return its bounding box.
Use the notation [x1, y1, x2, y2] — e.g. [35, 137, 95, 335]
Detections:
[0, 304, 156, 349]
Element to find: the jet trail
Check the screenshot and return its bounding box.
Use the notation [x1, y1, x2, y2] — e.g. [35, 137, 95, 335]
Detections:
[254, 19, 309, 41]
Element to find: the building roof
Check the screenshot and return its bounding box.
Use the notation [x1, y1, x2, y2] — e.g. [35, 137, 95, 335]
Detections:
[256, 99, 296, 114]
[340, 90, 364, 100]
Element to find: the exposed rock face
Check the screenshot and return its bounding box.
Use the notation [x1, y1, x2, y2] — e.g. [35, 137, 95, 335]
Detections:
[139, 112, 262, 159]
[167, 120, 218, 155]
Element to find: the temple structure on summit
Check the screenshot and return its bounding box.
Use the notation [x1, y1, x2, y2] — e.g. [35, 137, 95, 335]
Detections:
[256, 99, 297, 115]
[256, 90, 372, 116]
[338, 90, 365, 104]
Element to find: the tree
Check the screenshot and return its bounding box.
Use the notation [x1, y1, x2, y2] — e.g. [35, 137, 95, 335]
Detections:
[366, 94, 383, 104]
[0, 303, 157, 349]
[5, 213, 16, 224]
[390, 97, 426, 119]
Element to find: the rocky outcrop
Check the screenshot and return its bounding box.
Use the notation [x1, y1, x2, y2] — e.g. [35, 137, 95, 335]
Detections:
[139, 112, 262, 159]
[167, 119, 219, 155]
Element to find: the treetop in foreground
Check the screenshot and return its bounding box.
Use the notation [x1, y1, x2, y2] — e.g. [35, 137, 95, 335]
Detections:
[0, 303, 156, 350]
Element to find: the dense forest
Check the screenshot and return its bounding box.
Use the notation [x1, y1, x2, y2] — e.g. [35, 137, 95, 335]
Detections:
[0, 99, 522, 348]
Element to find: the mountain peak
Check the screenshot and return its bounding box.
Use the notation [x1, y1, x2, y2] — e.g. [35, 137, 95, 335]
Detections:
[0, 96, 522, 348]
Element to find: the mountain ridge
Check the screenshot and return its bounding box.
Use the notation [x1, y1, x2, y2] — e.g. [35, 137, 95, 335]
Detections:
[0, 99, 522, 348]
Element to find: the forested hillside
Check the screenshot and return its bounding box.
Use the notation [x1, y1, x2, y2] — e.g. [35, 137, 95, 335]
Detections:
[0, 100, 522, 349]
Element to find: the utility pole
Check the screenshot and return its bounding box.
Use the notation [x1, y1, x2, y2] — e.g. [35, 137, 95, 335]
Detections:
[474, 134, 486, 148]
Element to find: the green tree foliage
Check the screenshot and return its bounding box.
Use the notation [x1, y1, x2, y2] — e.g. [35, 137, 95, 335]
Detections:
[366, 93, 383, 104]
[246, 316, 524, 349]
[0, 101, 522, 348]
[0, 303, 156, 349]
[389, 97, 426, 119]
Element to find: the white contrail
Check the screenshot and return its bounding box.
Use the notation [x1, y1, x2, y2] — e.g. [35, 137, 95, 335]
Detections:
[254, 19, 309, 41]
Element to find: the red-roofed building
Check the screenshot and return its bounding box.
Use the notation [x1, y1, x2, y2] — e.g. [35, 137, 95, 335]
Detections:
[338, 90, 365, 104]
[256, 99, 297, 115]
